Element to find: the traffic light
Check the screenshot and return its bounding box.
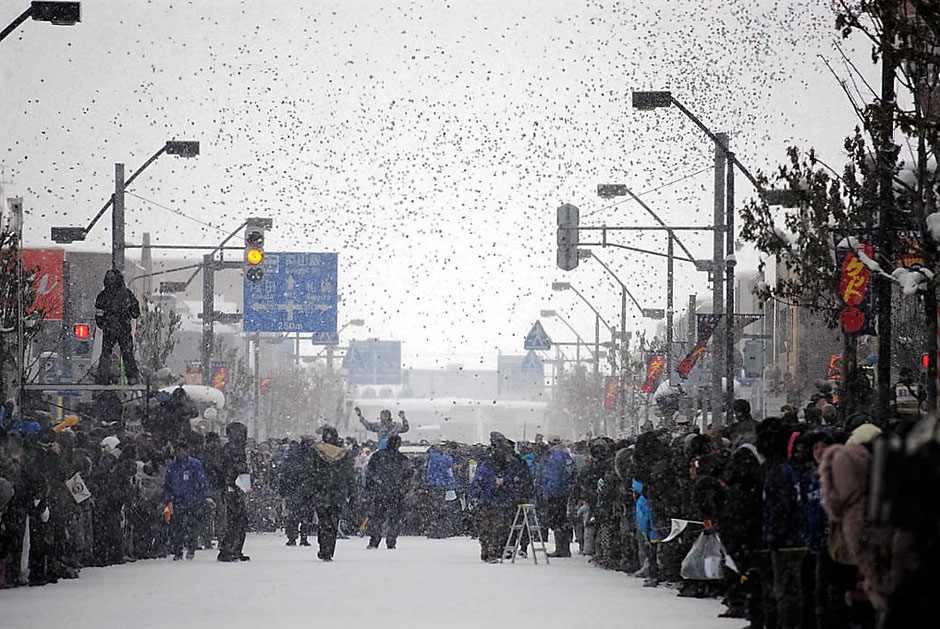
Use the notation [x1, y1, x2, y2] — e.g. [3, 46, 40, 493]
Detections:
[73, 323, 91, 356]
[743, 339, 764, 378]
[244, 219, 270, 283]
[556, 203, 579, 271]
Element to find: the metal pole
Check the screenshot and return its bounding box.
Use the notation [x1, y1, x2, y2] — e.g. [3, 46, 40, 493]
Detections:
[327, 345, 335, 373]
[619, 288, 627, 433]
[253, 332, 261, 437]
[11, 199, 25, 404]
[141, 232, 153, 298]
[113, 164, 125, 272]
[712, 133, 727, 427]
[875, 10, 897, 419]
[666, 231, 675, 386]
[724, 151, 736, 427]
[594, 314, 600, 377]
[201, 255, 214, 386]
[62, 259, 72, 383]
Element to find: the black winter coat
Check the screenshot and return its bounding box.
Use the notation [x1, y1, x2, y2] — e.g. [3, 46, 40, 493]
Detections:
[302, 443, 355, 508]
[95, 285, 140, 333]
[364, 448, 413, 502]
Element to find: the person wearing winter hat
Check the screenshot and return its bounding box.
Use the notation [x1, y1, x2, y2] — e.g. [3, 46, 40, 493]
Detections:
[470, 431, 531, 562]
[846, 423, 882, 446]
[164, 439, 214, 560]
[218, 422, 251, 562]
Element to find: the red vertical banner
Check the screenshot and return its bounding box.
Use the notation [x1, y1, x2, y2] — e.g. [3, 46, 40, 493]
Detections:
[22, 249, 64, 320]
[641, 354, 666, 393]
[838, 244, 875, 335]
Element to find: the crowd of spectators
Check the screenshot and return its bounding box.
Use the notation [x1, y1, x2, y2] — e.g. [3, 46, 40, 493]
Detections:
[3, 388, 940, 629]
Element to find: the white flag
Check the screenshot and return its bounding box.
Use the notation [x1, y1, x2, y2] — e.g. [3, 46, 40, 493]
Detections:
[65, 472, 91, 505]
[661, 518, 703, 543]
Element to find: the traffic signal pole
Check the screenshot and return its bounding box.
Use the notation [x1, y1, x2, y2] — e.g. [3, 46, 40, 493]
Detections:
[113, 163, 125, 272]
[202, 253, 214, 386]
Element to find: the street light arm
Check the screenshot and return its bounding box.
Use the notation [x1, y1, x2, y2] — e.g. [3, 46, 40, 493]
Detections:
[0, 6, 32, 43]
[669, 96, 762, 192]
[589, 252, 645, 315]
[580, 240, 697, 264]
[128, 261, 205, 284]
[82, 144, 170, 236]
[123, 144, 168, 190]
[617, 184, 697, 262]
[569, 286, 613, 334]
[551, 313, 594, 355]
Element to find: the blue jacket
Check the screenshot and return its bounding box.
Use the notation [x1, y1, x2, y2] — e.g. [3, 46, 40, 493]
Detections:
[761, 460, 806, 549]
[163, 456, 213, 508]
[633, 479, 660, 542]
[540, 447, 573, 498]
[470, 455, 531, 508]
[426, 449, 456, 490]
[802, 465, 826, 551]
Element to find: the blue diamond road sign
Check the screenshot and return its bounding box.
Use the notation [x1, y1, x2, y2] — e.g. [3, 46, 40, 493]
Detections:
[244, 252, 338, 333]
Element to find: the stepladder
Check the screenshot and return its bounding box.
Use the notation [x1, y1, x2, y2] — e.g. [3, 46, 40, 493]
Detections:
[501, 503, 550, 565]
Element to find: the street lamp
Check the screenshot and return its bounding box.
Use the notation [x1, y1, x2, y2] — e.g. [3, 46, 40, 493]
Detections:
[50, 140, 200, 272]
[320, 318, 365, 371]
[633, 90, 759, 423]
[539, 308, 595, 365]
[552, 281, 614, 377]
[1, 2, 80, 44]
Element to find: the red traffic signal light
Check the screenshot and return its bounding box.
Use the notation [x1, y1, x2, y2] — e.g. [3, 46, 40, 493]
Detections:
[74, 324, 90, 339]
[923, 353, 930, 370]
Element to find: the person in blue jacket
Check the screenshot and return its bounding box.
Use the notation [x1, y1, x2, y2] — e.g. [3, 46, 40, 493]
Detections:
[425, 443, 456, 538]
[470, 432, 532, 562]
[539, 438, 574, 557]
[163, 439, 214, 560]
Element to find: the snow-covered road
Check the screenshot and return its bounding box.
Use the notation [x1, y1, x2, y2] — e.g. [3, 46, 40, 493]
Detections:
[0, 534, 741, 629]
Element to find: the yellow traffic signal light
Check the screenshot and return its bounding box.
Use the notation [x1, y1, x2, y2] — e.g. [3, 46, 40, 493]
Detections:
[246, 247, 263, 265]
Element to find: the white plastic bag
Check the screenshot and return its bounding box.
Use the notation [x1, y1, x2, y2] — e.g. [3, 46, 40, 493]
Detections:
[680, 531, 737, 580]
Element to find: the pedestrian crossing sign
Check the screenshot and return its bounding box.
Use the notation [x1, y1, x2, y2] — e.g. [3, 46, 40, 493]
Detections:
[524, 321, 552, 350]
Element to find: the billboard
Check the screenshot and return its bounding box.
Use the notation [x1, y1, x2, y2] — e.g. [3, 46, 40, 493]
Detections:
[23, 249, 65, 320]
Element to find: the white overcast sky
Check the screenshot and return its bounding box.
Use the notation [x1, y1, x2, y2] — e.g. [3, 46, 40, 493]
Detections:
[1, 0, 872, 368]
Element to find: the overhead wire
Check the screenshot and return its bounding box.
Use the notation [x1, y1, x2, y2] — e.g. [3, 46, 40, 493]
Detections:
[125, 192, 229, 235]
[582, 165, 716, 220]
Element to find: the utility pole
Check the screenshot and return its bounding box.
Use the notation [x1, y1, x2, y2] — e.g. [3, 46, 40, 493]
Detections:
[725, 148, 737, 426]
[666, 231, 675, 386]
[875, 5, 898, 419]
[712, 134, 728, 427]
[113, 163, 125, 272]
[201, 254, 214, 386]
[593, 314, 600, 378]
[620, 289, 628, 433]
[141, 232, 153, 299]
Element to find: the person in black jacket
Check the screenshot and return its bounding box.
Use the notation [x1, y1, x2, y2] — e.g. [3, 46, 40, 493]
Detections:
[95, 269, 141, 385]
[305, 425, 356, 561]
[364, 435, 413, 550]
[217, 422, 250, 562]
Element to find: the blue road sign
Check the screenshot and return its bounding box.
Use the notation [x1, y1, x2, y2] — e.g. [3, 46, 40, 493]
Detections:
[520, 350, 543, 372]
[524, 321, 552, 350]
[343, 340, 402, 385]
[243, 252, 338, 333]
